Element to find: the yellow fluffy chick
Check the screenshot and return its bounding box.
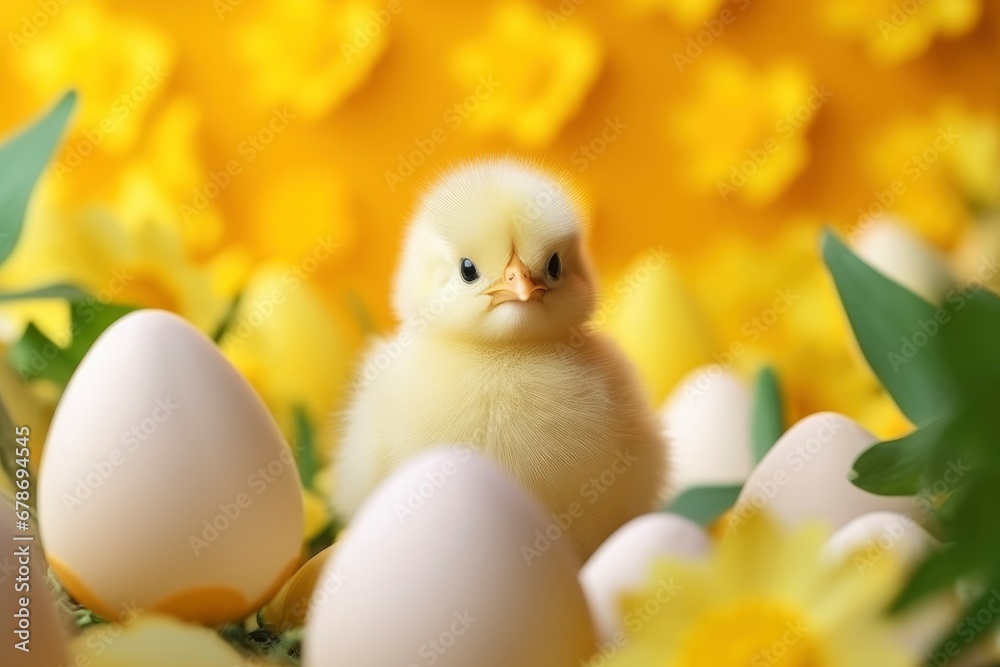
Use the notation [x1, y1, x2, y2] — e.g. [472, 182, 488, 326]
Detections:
[333, 157, 667, 558]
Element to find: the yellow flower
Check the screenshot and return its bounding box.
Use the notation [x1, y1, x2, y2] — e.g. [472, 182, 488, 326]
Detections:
[0, 178, 231, 340]
[67, 614, 274, 667]
[669, 52, 817, 207]
[235, 0, 389, 120]
[219, 263, 363, 448]
[938, 104, 1000, 211]
[302, 487, 331, 542]
[822, 0, 981, 66]
[624, 0, 729, 30]
[601, 516, 912, 666]
[451, 1, 603, 147]
[15, 0, 174, 155]
[602, 250, 714, 405]
[261, 544, 336, 631]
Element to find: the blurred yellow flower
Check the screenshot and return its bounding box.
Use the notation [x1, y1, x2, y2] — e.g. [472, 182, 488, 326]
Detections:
[302, 487, 331, 542]
[15, 0, 174, 155]
[939, 105, 1000, 211]
[68, 614, 273, 666]
[602, 249, 714, 405]
[220, 263, 363, 447]
[625, 0, 729, 29]
[601, 516, 912, 667]
[670, 52, 820, 207]
[235, 0, 389, 120]
[0, 180, 231, 341]
[823, 0, 981, 66]
[452, 1, 603, 147]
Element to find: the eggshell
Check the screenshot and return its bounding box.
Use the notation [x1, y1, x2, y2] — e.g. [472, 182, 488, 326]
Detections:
[731, 412, 916, 531]
[38, 309, 303, 625]
[580, 513, 710, 641]
[303, 449, 596, 667]
[660, 366, 753, 497]
[2, 497, 70, 665]
[854, 217, 954, 304]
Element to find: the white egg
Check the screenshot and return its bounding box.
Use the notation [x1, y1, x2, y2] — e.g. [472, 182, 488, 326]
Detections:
[853, 217, 954, 304]
[822, 511, 934, 571]
[660, 366, 753, 498]
[303, 449, 596, 667]
[2, 497, 71, 665]
[731, 412, 916, 531]
[580, 513, 710, 642]
[38, 309, 303, 625]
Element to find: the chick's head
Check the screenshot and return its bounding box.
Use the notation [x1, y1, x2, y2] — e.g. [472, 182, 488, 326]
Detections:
[394, 157, 597, 344]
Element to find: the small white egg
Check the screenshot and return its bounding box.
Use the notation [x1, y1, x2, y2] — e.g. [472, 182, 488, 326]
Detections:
[38, 310, 303, 624]
[580, 513, 710, 642]
[853, 217, 954, 304]
[731, 412, 916, 531]
[303, 449, 596, 667]
[2, 497, 70, 665]
[822, 510, 934, 571]
[660, 366, 753, 498]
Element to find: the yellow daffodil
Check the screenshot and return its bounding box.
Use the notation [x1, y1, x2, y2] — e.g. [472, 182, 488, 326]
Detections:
[0, 178, 231, 341]
[599, 516, 913, 667]
[219, 263, 363, 448]
[669, 52, 818, 207]
[235, 0, 389, 120]
[451, 1, 603, 147]
[624, 0, 729, 30]
[822, 0, 981, 66]
[67, 614, 276, 667]
[14, 0, 174, 155]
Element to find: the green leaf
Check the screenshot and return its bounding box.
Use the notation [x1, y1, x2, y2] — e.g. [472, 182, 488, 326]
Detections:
[750, 366, 783, 463]
[0, 283, 90, 302]
[0, 91, 77, 266]
[821, 230, 952, 424]
[850, 419, 946, 496]
[667, 484, 742, 526]
[293, 405, 318, 491]
[10, 302, 134, 390]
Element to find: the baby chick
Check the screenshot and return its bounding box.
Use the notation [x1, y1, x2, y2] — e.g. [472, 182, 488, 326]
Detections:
[333, 157, 667, 558]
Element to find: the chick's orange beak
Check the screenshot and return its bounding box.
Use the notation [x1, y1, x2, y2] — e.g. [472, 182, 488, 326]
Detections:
[484, 253, 547, 305]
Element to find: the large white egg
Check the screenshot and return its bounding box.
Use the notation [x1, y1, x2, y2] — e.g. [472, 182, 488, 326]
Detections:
[2, 497, 70, 665]
[660, 366, 753, 497]
[853, 217, 954, 304]
[580, 513, 710, 642]
[38, 310, 303, 625]
[303, 449, 596, 667]
[731, 413, 916, 531]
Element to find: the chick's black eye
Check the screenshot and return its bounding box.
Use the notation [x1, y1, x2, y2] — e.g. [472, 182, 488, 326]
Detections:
[460, 258, 479, 283]
[547, 253, 562, 280]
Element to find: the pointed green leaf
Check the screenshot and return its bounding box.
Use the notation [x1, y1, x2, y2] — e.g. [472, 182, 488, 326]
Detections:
[850, 419, 946, 496]
[0, 91, 77, 266]
[750, 366, 783, 463]
[821, 230, 952, 424]
[0, 283, 89, 302]
[293, 405, 318, 490]
[667, 484, 742, 526]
